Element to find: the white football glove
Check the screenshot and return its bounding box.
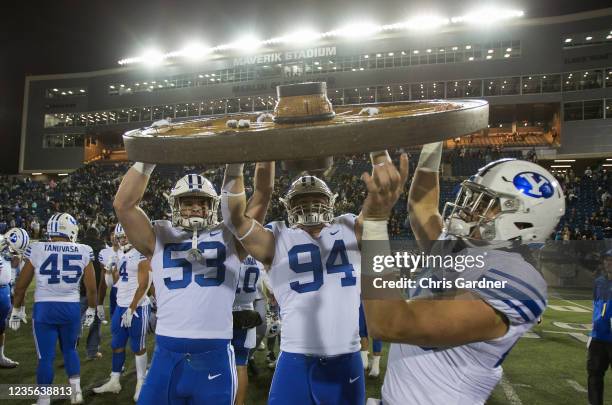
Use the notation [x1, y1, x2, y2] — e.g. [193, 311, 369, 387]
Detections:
[96, 305, 105, 322]
[9, 306, 26, 331]
[121, 308, 139, 328]
[83, 307, 96, 328]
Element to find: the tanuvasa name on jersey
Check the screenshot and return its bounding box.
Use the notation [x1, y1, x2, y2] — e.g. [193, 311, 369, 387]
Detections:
[372, 276, 507, 290]
[44, 245, 79, 253]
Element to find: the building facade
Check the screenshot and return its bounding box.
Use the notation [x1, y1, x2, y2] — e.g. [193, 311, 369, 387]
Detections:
[20, 8, 612, 173]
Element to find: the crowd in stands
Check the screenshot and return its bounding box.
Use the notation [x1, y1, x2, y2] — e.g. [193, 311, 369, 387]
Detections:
[0, 151, 609, 243]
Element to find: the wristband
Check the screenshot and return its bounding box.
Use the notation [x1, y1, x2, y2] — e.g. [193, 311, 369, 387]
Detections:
[362, 220, 389, 241]
[417, 142, 443, 172]
[369, 150, 391, 165]
[132, 162, 156, 176]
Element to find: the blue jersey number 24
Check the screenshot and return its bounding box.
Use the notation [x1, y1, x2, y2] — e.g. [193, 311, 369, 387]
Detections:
[288, 240, 356, 293]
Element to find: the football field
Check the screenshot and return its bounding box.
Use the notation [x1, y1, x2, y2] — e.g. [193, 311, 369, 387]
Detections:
[1, 286, 608, 404]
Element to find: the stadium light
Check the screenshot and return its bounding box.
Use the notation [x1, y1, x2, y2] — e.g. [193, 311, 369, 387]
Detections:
[550, 165, 571, 168]
[554, 159, 576, 162]
[268, 29, 322, 44]
[175, 42, 210, 61]
[404, 15, 449, 31]
[451, 8, 524, 24]
[116, 10, 524, 65]
[141, 49, 165, 66]
[31, 173, 43, 176]
[603, 164, 612, 167]
[606, 158, 612, 161]
[330, 22, 381, 38]
[58, 173, 69, 176]
[564, 38, 572, 43]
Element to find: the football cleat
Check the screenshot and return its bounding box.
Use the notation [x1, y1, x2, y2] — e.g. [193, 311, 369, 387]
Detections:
[0, 356, 19, 368]
[93, 375, 121, 394]
[70, 391, 83, 404]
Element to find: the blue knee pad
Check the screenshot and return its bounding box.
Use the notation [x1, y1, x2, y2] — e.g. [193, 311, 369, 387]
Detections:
[137, 336, 237, 405]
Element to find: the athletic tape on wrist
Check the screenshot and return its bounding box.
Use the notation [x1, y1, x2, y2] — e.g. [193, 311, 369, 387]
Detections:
[362, 220, 389, 241]
[417, 142, 443, 172]
[369, 150, 391, 165]
[132, 162, 156, 176]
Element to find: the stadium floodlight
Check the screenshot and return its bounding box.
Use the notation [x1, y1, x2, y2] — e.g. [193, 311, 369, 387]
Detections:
[564, 38, 572, 43]
[268, 29, 321, 45]
[330, 22, 381, 38]
[404, 15, 449, 31]
[586, 36, 593, 41]
[606, 158, 612, 161]
[175, 42, 210, 61]
[451, 8, 524, 24]
[550, 165, 571, 168]
[554, 159, 576, 162]
[31, 173, 43, 176]
[607, 35, 612, 39]
[220, 36, 262, 51]
[58, 173, 69, 176]
[603, 164, 612, 167]
[141, 49, 165, 66]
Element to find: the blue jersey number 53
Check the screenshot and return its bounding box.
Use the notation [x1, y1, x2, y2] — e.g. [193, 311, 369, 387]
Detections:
[162, 242, 226, 290]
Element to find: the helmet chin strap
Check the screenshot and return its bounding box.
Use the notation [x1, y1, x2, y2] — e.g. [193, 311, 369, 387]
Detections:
[186, 217, 205, 263]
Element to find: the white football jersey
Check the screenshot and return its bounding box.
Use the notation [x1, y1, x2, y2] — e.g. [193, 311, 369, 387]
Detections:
[25, 242, 93, 303]
[0, 256, 11, 285]
[233, 255, 264, 311]
[382, 246, 547, 405]
[266, 214, 361, 356]
[116, 248, 150, 308]
[150, 220, 241, 339]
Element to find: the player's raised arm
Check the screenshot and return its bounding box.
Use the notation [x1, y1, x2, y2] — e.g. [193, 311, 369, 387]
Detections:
[221, 163, 275, 266]
[113, 163, 156, 259]
[245, 162, 275, 224]
[408, 142, 444, 249]
[361, 219, 508, 346]
[356, 151, 409, 243]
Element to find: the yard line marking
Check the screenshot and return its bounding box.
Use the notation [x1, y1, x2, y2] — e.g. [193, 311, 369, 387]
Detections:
[549, 295, 592, 311]
[501, 376, 523, 405]
[566, 379, 587, 393]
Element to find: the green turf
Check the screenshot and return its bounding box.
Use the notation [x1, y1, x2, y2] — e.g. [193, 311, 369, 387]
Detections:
[1, 286, 610, 404]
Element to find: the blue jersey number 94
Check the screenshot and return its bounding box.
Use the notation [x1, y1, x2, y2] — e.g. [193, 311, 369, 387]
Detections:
[163, 242, 226, 290]
[288, 240, 356, 293]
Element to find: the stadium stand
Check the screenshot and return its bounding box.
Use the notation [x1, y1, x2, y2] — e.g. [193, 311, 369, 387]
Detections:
[1, 150, 610, 242]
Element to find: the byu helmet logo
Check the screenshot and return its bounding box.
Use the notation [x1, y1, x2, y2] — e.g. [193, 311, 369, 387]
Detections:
[513, 172, 554, 199]
[9, 234, 18, 243]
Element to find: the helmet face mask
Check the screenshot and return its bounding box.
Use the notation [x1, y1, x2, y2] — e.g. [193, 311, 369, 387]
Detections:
[443, 159, 565, 245]
[443, 182, 514, 241]
[281, 176, 337, 228]
[169, 174, 220, 231]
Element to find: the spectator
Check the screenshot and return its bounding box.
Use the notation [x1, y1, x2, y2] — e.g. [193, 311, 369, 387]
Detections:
[588, 250, 612, 405]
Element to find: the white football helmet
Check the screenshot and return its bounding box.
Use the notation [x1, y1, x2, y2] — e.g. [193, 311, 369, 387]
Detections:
[280, 175, 337, 227]
[169, 174, 220, 231]
[442, 159, 565, 245]
[114, 223, 132, 253]
[47, 213, 79, 242]
[5, 228, 30, 255]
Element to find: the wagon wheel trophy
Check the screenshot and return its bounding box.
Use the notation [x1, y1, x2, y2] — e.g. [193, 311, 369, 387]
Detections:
[123, 81, 489, 171]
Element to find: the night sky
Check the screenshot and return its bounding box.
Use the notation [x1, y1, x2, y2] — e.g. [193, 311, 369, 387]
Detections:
[1, 0, 609, 173]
